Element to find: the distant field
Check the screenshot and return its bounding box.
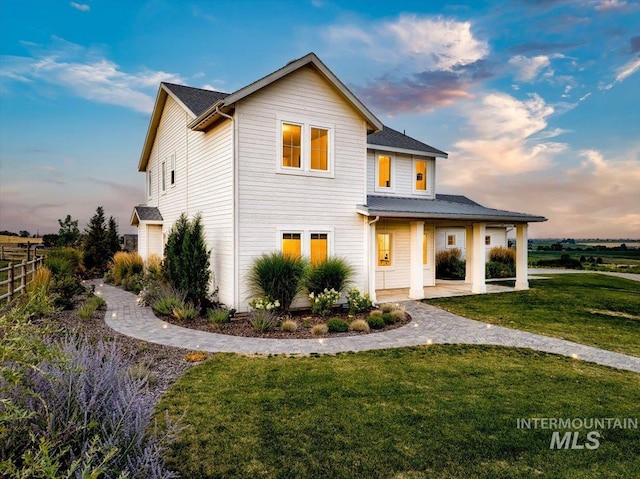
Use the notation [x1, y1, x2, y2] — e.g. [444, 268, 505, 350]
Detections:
[0, 235, 42, 245]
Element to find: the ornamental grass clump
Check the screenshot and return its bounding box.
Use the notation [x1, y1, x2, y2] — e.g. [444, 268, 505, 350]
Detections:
[78, 294, 106, 320]
[311, 323, 328, 337]
[305, 257, 353, 295]
[172, 303, 198, 321]
[436, 247, 466, 280]
[280, 319, 298, 333]
[111, 251, 144, 286]
[251, 310, 275, 332]
[249, 252, 308, 312]
[309, 288, 340, 317]
[208, 308, 231, 324]
[349, 319, 370, 333]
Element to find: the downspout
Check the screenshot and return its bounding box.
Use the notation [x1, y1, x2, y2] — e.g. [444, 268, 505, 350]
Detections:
[367, 215, 380, 303]
[215, 107, 239, 311]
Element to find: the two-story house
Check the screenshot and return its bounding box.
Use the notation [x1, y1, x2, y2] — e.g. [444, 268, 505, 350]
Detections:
[132, 53, 546, 312]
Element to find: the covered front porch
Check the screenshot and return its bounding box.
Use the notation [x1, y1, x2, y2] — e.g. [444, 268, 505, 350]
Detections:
[357, 194, 547, 303]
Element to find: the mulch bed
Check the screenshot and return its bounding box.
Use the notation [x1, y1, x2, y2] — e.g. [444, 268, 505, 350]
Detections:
[161, 307, 412, 339]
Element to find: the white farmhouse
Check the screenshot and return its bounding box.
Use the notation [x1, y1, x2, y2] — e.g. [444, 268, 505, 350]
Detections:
[132, 53, 546, 311]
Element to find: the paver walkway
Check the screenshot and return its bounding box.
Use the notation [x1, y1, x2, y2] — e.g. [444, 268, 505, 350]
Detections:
[91, 280, 640, 373]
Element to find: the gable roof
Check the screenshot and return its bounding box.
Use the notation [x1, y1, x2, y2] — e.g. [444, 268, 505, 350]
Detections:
[357, 195, 547, 223]
[187, 52, 384, 132]
[162, 82, 229, 117]
[367, 125, 448, 158]
[130, 205, 163, 226]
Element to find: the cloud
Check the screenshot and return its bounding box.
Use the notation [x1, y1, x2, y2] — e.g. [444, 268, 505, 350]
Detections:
[327, 14, 489, 115]
[70, 2, 90, 12]
[594, 0, 629, 11]
[508, 41, 584, 55]
[441, 92, 562, 180]
[600, 55, 640, 90]
[0, 38, 185, 113]
[508, 55, 551, 82]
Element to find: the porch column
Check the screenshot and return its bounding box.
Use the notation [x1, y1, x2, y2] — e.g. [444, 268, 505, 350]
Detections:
[464, 225, 473, 283]
[471, 223, 487, 294]
[368, 219, 378, 303]
[409, 221, 425, 299]
[515, 223, 529, 290]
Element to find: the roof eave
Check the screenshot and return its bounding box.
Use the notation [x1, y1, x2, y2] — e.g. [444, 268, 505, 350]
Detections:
[366, 144, 448, 158]
[187, 100, 229, 131]
[138, 84, 198, 172]
[357, 207, 547, 223]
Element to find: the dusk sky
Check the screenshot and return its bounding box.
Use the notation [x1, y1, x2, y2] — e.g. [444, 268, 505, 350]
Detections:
[1, 0, 639, 238]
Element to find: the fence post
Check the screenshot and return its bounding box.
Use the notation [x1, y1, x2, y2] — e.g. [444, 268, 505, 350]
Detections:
[20, 260, 27, 292]
[0, 246, 4, 261]
[8, 263, 14, 301]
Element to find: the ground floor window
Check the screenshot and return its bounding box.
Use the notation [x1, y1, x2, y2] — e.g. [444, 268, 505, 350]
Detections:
[377, 233, 392, 267]
[310, 233, 328, 265]
[423, 233, 428, 265]
[282, 233, 302, 258]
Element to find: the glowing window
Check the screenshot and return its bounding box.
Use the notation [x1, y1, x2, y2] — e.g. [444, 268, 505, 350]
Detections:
[378, 156, 391, 188]
[377, 233, 391, 267]
[282, 123, 302, 168]
[310, 128, 328, 171]
[282, 233, 301, 258]
[310, 233, 328, 265]
[415, 160, 427, 191]
[447, 234, 456, 247]
[423, 233, 428, 265]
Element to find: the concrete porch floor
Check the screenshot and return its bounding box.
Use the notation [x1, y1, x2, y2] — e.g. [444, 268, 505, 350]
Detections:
[376, 280, 517, 303]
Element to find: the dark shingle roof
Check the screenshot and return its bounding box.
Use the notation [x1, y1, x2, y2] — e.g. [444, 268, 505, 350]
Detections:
[132, 206, 163, 222]
[367, 125, 448, 157]
[359, 195, 546, 222]
[162, 83, 229, 117]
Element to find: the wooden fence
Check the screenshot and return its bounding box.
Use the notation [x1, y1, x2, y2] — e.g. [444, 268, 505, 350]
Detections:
[0, 244, 45, 262]
[0, 256, 45, 302]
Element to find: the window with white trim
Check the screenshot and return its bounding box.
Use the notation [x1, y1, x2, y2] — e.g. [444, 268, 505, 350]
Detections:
[414, 159, 428, 192]
[147, 168, 152, 198]
[170, 155, 176, 186]
[280, 229, 332, 263]
[377, 233, 392, 267]
[447, 234, 457, 247]
[278, 117, 333, 176]
[310, 233, 328, 265]
[161, 161, 166, 193]
[377, 155, 392, 190]
[282, 232, 302, 258]
[485, 235, 491, 246]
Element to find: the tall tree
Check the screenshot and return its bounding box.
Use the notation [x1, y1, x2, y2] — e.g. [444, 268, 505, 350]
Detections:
[83, 206, 109, 273]
[106, 216, 120, 256]
[57, 215, 81, 247]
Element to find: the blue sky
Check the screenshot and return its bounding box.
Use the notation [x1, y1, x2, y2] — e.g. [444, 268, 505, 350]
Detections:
[1, 0, 639, 238]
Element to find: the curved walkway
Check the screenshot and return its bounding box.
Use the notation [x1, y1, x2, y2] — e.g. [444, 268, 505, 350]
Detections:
[91, 281, 640, 373]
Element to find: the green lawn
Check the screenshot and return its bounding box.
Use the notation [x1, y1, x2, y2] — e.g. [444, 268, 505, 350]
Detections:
[158, 346, 640, 478]
[428, 274, 640, 357]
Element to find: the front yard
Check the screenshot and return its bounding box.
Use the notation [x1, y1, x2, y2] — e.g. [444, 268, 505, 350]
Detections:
[158, 346, 640, 478]
[427, 274, 640, 357]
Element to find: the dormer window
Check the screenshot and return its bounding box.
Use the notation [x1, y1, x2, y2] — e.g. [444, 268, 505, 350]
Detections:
[415, 159, 427, 191]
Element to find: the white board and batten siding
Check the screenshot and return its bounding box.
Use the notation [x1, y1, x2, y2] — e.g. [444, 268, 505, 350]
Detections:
[435, 227, 508, 261]
[366, 150, 436, 198]
[143, 95, 235, 307]
[235, 66, 368, 311]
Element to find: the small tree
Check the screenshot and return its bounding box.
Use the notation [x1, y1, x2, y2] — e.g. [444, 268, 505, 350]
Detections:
[106, 216, 120, 256]
[57, 215, 81, 247]
[164, 213, 211, 305]
[83, 207, 110, 273]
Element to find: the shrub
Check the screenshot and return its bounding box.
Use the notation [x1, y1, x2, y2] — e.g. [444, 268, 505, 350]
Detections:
[311, 323, 328, 337]
[146, 253, 164, 280]
[346, 288, 372, 314]
[22, 283, 56, 318]
[249, 296, 281, 311]
[111, 251, 144, 285]
[309, 288, 340, 317]
[486, 261, 514, 279]
[164, 213, 211, 306]
[152, 289, 186, 316]
[78, 295, 106, 320]
[251, 310, 275, 332]
[46, 247, 83, 276]
[173, 303, 198, 321]
[50, 274, 85, 310]
[280, 319, 298, 332]
[488, 246, 515, 266]
[367, 315, 385, 330]
[536, 254, 583, 270]
[349, 319, 370, 333]
[248, 252, 308, 312]
[305, 258, 353, 295]
[122, 272, 144, 293]
[208, 308, 231, 324]
[436, 248, 466, 280]
[327, 317, 348, 333]
[83, 206, 111, 274]
[381, 313, 395, 325]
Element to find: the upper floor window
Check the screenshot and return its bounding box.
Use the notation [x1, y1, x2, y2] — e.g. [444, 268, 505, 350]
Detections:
[278, 117, 333, 177]
[415, 159, 427, 192]
[161, 161, 166, 193]
[147, 168, 152, 198]
[282, 123, 302, 169]
[377, 155, 392, 189]
[170, 155, 176, 186]
[310, 127, 328, 171]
